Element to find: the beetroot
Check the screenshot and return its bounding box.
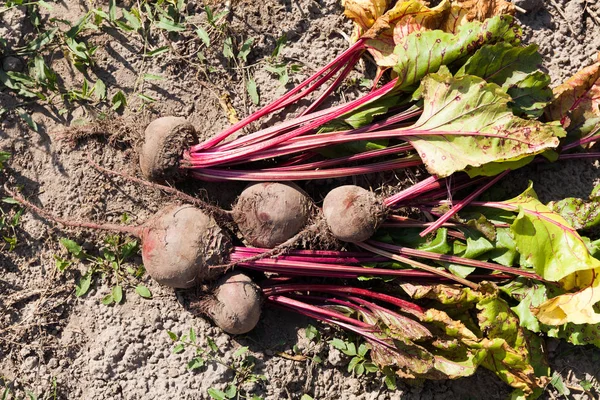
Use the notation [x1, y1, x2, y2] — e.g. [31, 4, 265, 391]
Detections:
[322, 185, 387, 243]
[232, 182, 313, 248]
[5, 187, 231, 288]
[198, 271, 262, 334]
[139, 205, 231, 288]
[139, 116, 198, 182]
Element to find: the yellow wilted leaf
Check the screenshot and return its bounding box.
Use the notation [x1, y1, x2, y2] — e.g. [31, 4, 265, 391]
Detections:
[361, 0, 451, 68]
[545, 55, 600, 126]
[534, 270, 600, 325]
[342, 0, 390, 40]
[450, 0, 515, 22]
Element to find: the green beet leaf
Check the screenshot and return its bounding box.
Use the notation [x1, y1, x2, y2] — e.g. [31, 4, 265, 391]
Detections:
[402, 73, 563, 178]
[503, 183, 600, 282]
[547, 184, 600, 230]
[456, 43, 552, 118]
[393, 15, 521, 91]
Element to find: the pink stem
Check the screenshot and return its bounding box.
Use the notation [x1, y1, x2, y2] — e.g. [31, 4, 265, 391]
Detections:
[263, 284, 426, 314]
[189, 157, 422, 181]
[300, 51, 364, 116]
[236, 258, 452, 279]
[188, 79, 399, 167]
[384, 175, 440, 207]
[367, 240, 542, 280]
[263, 144, 413, 172]
[191, 39, 366, 151]
[267, 295, 371, 328]
[419, 170, 510, 237]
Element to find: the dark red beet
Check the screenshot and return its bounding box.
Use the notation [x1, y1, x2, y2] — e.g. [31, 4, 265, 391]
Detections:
[198, 271, 262, 334]
[322, 185, 387, 243]
[139, 116, 198, 182]
[139, 204, 232, 288]
[5, 187, 231, 289]
[232, 182, 313, 248]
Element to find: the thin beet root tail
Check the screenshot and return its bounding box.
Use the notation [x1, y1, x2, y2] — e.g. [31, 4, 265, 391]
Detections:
[232, 182, 314, 248]
[323, 185, 388, 243]
[6, 185, 232, 289]
[4, 184, 143, 237]
[191, 272, 262, 335]
[139, 116, 198, 182]
[88, 155, 234, 224]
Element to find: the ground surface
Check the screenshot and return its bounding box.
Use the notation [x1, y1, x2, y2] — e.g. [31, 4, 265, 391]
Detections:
[1, 0, 600, 399]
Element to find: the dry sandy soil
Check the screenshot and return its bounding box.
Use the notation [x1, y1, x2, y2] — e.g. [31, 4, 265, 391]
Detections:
[1, 0, 600, 399]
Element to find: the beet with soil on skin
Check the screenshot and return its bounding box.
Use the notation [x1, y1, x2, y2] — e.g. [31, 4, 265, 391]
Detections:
[232, 182, 313, 248]
[322, 185, 387, 243]
[139, 116, 198, 182]
[139, 204, 232, 288]
[5, 187, 232, 289]
[198, 271, 262, 335]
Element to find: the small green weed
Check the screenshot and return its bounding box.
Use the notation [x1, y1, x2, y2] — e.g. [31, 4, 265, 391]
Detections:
[0, 152, 22, 251]
[330, 337, 378, 376]
[168, 328, 267, 400]
[0, 376, 58, 400]
[55, 233, 151, 303]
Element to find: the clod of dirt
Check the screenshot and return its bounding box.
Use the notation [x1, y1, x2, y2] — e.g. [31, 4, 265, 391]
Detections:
[232, 182, 313, 248]
[139, 116, 198, 182]
[197, 271, 262, 335]
[141, 204, 232, 288]
[323, 185, 387, 243]
[2, 56, 24, 72]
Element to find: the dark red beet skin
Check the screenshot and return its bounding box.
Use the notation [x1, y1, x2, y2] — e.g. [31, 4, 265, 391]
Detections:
[322, 185, 387, 243]
[197, 271, 262, 334]
[140, 204, 232, 288]
[233, 182, 313, 248]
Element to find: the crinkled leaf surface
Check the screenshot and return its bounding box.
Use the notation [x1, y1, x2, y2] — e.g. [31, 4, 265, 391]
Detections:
[392, 15, 521, 87]
[450, 0, 515, 22]
[402, 73, 563, 177]
[456, 43, 552, 117]
[545, 56, 600, 126]
[342, 0, 389, 39]
[368, 337, 435, 377]
[406, 282, 546, 394]
[476, 294, 543, 397]
[361, 0, 451, 68]
[547, 196, 600, 231]
[503, 183, 600, 282]
[500, 279, 549, 332]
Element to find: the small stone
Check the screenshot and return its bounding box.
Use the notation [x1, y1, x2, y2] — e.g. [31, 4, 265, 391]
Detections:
[327, 348, 345, 367]
[513, 0, 543, 13]
[22, 355, 39, 369]
[2, 56, 24, 72]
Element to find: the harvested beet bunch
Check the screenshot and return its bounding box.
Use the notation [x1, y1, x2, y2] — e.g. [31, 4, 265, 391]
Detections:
[138, 7, 572, 185]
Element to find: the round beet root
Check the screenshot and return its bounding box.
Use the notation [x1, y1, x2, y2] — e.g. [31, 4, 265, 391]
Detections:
[140, 204, 232, 288]
[232, 182, 312, 248]
[322, 185, 387, 243]
[201, 272, 262, 334]
[139, 116, 198, 181]
[4, 186, 232, 289]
